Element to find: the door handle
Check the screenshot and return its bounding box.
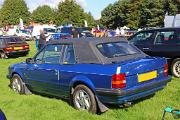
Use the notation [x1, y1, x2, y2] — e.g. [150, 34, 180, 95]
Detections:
[55, 69, 60, 80]
[143, 48, 150, 50]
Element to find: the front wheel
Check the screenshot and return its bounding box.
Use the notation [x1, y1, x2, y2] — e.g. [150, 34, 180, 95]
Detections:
[72, 85, 97, 113]
[11, 74, 25, 94]
[171, 58, 180, 78]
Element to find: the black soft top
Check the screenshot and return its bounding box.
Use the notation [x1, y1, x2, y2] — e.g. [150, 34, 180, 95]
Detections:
[48, 37, 146, 64]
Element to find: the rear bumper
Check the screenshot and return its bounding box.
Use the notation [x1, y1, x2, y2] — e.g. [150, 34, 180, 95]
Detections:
[96, 76, 171, 104]
[5, 49, 29, 56]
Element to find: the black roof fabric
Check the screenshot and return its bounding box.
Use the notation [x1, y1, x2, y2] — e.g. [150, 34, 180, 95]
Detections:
[49, 37, 146, 64]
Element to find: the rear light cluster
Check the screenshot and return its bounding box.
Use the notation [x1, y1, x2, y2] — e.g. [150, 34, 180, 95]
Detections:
[4, 47, 14, 51]
[23, 45, 29, 49]
[3, 45, 29, 52]
[164, 64, 168, 76]
[112, 73, 126, 88]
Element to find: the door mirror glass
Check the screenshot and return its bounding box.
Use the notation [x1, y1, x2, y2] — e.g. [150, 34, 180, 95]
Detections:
[26, 58, 34, 64]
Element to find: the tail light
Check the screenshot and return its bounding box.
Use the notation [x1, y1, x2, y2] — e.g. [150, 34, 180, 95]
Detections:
[112, 73, 126, 88]
[164, 64, 168, 76]
[4, 47, 14, 51]
[23, 45, 29, 49]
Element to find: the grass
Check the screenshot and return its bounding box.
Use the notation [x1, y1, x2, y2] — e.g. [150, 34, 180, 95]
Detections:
[0, 41, 179, 120]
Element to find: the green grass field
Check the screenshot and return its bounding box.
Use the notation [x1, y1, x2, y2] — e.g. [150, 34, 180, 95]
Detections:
[0, 41, 179, 120]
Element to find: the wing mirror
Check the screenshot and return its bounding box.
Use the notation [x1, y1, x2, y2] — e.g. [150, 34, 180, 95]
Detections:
[26, 58, 34, 64]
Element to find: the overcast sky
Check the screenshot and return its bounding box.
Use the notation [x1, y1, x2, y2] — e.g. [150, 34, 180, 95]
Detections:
[0, 0, 117, 19]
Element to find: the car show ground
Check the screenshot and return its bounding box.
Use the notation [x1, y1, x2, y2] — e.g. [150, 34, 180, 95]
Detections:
[0, 41, 179, 120]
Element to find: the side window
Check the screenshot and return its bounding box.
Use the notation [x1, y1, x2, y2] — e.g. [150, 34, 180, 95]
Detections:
[34, 44, 63, 64]
[155, 31, 178, 45]
[35, 49, 44, 62]
[63, 45, 76, 64]
[130, 31, 154, 45]
[43, 45, 63, 64]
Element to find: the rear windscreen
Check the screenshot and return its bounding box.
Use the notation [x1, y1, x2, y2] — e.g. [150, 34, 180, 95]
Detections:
[97, 42, 140, 58]
[5, 37, 24, 44]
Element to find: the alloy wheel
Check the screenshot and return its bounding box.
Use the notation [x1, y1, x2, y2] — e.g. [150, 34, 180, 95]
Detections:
[74, 89, 91, 110]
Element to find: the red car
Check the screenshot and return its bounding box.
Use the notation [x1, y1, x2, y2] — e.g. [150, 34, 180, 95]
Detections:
[0, 36, 29, 58]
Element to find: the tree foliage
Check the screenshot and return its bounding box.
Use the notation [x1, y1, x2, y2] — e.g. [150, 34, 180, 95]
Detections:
[0, 0, 95, 27]
[55, 0, 95, 27]
[101, 0, 180, 29]
[0, 0, 30, 26]
[31, 5, 55, 24]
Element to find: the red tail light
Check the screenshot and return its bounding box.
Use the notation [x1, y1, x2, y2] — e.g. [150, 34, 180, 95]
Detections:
[23, 45, 29, 49]
[4, 47, 14, 51]
[112, 73, 126, 88]
[164, 64, 168, 76]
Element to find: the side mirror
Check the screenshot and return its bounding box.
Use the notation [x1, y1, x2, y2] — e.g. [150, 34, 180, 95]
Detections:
[26, 58, 34, 64]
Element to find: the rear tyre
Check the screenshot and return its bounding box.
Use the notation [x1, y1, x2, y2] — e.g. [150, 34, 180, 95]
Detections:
[11, 74, 25, 94]
[0, 52, 8, 59]
[72, 85, 97, 113]
[171, 58, 180, 78]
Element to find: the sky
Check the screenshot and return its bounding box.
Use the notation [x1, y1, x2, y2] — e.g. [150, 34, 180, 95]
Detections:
[0, 0, 118, 20]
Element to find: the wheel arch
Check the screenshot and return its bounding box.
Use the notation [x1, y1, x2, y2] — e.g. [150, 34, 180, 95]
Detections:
[70, 75, 96, 95]
[11, 72, 25, 82]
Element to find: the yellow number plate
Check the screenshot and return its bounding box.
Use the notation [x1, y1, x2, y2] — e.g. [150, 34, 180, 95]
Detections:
[14, 47, 23, 50]
[138, 71, 157, 82]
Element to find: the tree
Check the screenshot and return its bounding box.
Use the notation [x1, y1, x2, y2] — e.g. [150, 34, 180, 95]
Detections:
[84, 12, 96, 27]
[0, 0, 30, 26]
[101, 0, 179, 29]
[55, 0, 94, 27]
[101, 0, 129, 29]
[31, 5, 55, 24]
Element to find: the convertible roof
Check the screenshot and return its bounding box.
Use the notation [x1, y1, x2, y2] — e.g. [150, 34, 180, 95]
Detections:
[49, 37, 127, 44]
[48, 37, 146, 64]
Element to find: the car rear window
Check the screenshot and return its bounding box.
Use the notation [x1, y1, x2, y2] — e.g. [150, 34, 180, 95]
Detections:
[5, 37, 24, 44]
[97, 42, 140, 58]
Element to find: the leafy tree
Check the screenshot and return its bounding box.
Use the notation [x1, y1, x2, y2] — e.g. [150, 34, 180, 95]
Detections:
[84, 12, 96, 27]
[101, 0, 129, 29]
[101, 0, 179, 29]
[0, 0, 30, 26]
[55, 0, 85, 26]
[31, 5, 55, 24]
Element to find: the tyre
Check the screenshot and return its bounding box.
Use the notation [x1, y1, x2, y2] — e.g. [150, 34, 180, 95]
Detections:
[0, 52, 8, 59]
[72, 85, 97, 113]
[11, 74, 25, 94]
[171, 58, 180, 78]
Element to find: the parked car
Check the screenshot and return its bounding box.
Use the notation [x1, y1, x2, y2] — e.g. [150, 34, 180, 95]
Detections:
[0, 36, 29, 58]
[16, 29, 32, 41]
[0, 109, 6, 120]
[128, 27, 180, 77]
[61, 27, 94, 38]
[46, 33, 72, 42]
[7, 37, 171, 113]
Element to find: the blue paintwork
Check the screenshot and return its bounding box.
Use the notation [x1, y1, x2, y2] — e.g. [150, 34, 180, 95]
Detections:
[7, 55, 171, 104]
[49, 33, 71, 41]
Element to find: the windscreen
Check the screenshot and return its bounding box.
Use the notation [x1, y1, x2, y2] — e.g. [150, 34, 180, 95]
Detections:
[97, 42, 140, 58]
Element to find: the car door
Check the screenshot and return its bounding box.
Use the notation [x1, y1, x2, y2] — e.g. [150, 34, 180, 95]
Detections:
[25, 44, 63, 96]
[151, 30, 180, 58]
[56, 44, 77, 97]
[129, 31, 156, 55]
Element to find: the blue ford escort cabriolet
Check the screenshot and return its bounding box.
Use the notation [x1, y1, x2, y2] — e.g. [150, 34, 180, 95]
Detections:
[7, 37, 171, 113]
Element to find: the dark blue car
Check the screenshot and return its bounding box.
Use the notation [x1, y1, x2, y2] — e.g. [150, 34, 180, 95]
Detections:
[7, 37, 171, 113]
[0, 109, 6, 120]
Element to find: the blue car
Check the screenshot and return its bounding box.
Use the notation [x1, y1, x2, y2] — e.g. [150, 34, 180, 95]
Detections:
[7, 37, 171, 113]
[0, 109, 6, 120]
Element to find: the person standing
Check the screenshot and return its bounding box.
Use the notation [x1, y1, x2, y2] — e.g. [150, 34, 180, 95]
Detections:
[38, 30, 46, 50]
[72, 28, 79, 38]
